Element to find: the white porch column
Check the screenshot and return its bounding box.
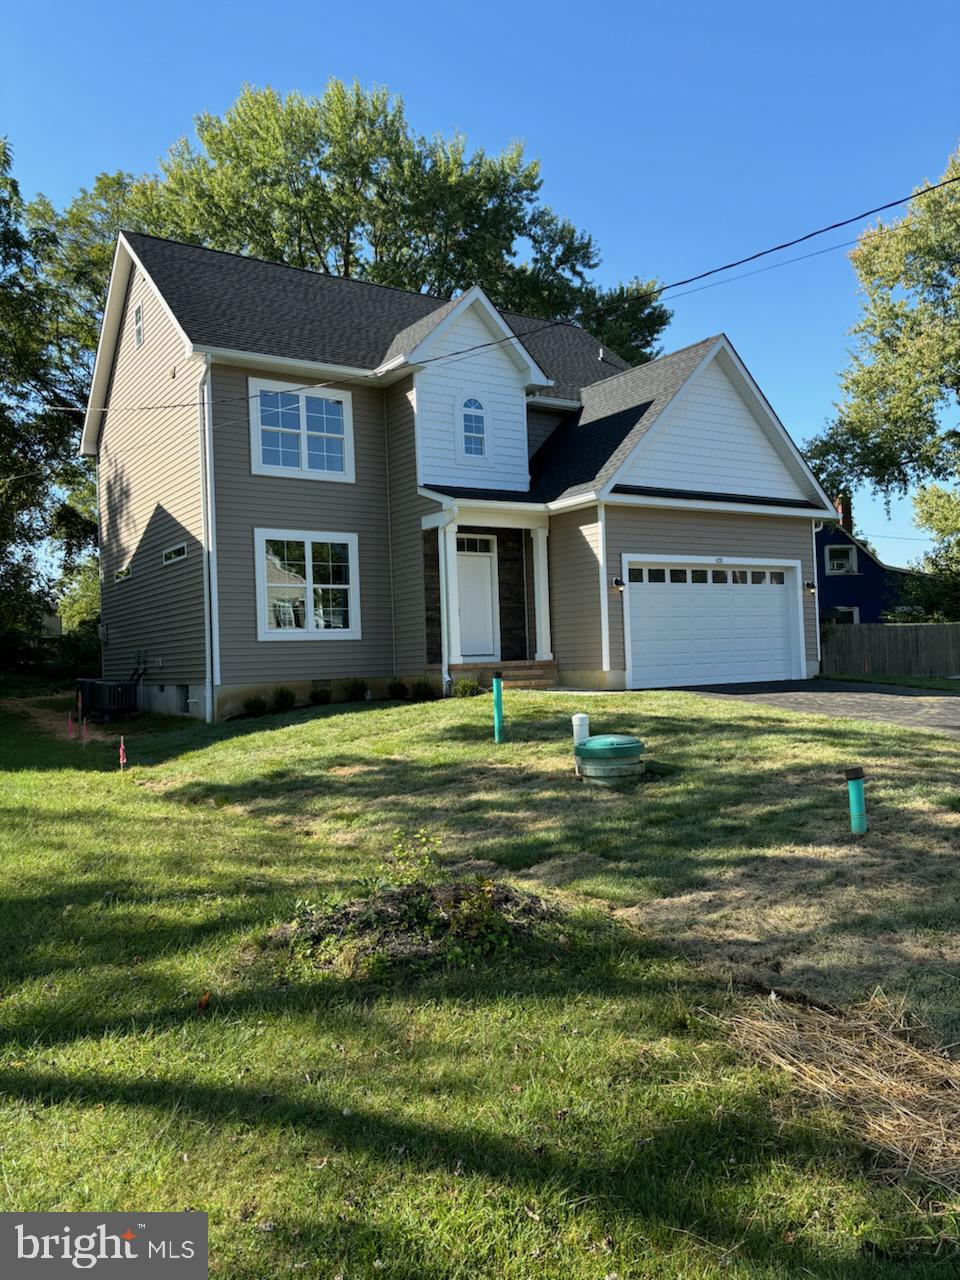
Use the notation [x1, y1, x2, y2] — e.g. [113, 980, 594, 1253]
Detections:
[443, 522, 463, 667]
[532, 526, 553, 661]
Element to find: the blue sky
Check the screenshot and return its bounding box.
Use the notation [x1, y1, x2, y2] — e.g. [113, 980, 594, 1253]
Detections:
[4, 0, 958, 561]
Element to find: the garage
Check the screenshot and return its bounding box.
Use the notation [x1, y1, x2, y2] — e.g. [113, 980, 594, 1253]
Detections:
[622, 557, 805, 688]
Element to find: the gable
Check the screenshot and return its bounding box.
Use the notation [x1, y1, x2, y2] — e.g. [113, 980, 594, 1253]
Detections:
[614, 352, 814, 502]
[414, 303, 530, 493]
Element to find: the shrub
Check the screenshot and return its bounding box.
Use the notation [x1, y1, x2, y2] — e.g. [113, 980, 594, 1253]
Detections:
[272, 686, 296, 713]
[386, 679, 409, 701]
[309, 687, 331, 706]
[452, 677, 484, 698]
[409, 679, 438, 702]
[243, 695, 268, 716]
[343, 677, 368, 702]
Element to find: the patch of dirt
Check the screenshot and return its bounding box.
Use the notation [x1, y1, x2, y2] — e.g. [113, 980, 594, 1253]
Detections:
[269, 878, 551, 972]
[0, 697, 114, 742]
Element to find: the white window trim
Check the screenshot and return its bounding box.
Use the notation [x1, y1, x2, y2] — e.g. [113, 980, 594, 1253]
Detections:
[162, 542, 187, 566]
[114, 566, 131, 582]
[825, 543, 858, 575]
[254, 527, 361, 642]
[134, 302, 144, 348]
[828, 606, 861, 624]
[248, 377, 356, 483]
[454, 392, 493, 467]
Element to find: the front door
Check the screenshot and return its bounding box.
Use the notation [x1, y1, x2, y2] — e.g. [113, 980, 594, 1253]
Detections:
[457, 535, 499, 659]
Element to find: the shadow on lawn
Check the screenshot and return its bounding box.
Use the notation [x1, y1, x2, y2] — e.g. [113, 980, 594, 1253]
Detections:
[0, 935, 945, 1278]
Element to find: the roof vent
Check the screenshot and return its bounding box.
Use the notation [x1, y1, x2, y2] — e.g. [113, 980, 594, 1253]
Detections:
[598, 347, 604, 361]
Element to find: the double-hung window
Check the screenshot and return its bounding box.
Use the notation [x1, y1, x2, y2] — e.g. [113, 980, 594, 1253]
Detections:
[825, 544, 857, 575]
[249, 378, 355, 482]
[254, 528, 361, 641]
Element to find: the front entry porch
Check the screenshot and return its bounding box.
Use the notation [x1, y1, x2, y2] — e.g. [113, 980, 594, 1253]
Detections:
[423, 506, 553, 689]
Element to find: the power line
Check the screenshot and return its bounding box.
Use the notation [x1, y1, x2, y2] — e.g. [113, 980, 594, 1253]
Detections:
[50, 168, 960, 419]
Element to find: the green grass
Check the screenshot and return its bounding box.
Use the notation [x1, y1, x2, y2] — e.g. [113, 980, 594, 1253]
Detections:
[828, 673, 960, 693]
[1, 693, 959, 1276]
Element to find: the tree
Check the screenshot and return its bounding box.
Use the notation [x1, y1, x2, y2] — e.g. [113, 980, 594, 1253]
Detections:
[32, 81, 669, 369]
[0, 138, 91, 642]
[805, 147, 960, 500]
[57, 555, 100, 632]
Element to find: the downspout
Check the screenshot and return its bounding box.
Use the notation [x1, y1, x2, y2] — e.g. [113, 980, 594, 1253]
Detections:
[197, 360, 214, 722]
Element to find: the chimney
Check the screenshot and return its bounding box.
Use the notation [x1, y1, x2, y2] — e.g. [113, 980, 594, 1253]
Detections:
[834, 491, 854, 534]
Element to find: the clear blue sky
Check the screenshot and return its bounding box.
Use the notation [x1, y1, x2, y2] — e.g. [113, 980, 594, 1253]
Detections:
[5, 0, 958, 562]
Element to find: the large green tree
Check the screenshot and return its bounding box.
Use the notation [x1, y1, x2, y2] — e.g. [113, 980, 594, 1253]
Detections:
[32, 81, 670, 369]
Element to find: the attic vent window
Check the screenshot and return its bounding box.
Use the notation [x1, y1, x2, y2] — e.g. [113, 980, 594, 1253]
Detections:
[162, 543, 187, 566]
[134, 303, 144, 348]
[462, 397, 486, 458]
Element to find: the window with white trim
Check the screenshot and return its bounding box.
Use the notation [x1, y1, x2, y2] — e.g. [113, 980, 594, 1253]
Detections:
[825, 544, 857, 575]
[461, 397, 486, 458]
[248, 379, 355, 482]
[254, 528, 361, 641]
[134, 303, 144, 348]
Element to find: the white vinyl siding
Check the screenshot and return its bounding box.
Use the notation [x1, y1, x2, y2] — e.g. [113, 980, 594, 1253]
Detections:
[415, 306, 529, 491]
[617, 359, 808, 500]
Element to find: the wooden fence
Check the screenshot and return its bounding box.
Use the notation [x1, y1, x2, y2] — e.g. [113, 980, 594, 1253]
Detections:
[820, 622, 960, 678]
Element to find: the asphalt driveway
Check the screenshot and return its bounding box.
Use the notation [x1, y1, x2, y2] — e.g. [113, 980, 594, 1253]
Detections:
[688, 679, 960, 737]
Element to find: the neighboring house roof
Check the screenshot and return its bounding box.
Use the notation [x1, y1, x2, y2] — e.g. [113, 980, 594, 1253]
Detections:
[817, 523, 915, 575]
[119, 232, 628, 402]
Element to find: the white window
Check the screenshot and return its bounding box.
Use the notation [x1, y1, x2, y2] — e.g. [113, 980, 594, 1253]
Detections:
[254, 528, 361, 641]
[133, 303, 144, 348]
[825, 544, 857, 575]
[162, 543, 187, 566]
[248, 378, 355, 483]
[460, 399, 483, 465]
[115, 566, 131, 582]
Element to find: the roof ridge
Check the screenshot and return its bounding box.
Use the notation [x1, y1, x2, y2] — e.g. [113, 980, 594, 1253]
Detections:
[119, 229, 601, 338]
[580, 333, 723, 394]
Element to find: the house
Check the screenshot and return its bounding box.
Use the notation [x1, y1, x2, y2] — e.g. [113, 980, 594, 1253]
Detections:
[816, 502, 913, 623]
[81, 232, 837, 720]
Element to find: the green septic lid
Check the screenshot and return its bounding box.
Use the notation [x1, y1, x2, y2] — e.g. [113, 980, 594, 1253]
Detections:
[575, 733, 644, 760]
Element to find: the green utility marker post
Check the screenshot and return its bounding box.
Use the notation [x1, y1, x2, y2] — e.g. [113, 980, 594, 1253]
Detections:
[492, 672, 504, 744]
[844, 765, 867, 835]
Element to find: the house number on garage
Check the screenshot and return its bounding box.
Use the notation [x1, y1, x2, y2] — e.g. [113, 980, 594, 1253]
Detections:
[714, 557, 724, 564]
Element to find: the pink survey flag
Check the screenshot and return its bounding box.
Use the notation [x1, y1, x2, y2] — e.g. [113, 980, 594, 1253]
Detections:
[119, 736, 127, 770]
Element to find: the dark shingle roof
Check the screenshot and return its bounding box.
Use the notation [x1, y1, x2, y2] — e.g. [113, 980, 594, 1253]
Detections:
[122, 232, 629, 401]
[428, 336, 721, 504]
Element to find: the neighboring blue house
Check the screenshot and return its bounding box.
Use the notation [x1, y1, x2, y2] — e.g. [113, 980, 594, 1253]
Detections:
[816, 523, 912, 623]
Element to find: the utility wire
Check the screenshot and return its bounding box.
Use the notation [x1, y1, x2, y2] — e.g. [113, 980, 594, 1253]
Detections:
[43, 169, 960, 420]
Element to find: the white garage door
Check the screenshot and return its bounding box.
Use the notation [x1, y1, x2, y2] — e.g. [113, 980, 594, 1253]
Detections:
[624, 560, 802, 688]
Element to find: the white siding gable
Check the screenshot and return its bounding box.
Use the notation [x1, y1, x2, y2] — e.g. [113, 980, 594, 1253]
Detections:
[617, 357, 809, 501]
[414, 304, 529, 492]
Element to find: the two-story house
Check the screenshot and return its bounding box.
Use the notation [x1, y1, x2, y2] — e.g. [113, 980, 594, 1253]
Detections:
[82, 232, 836, 719]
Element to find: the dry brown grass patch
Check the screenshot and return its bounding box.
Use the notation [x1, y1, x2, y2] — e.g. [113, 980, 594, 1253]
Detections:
[727, 993, 960, 1193]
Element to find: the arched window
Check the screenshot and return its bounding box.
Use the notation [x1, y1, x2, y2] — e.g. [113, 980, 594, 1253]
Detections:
[462, 397, 485, 457]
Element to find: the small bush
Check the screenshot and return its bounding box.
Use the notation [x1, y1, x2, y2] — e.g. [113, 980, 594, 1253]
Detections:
[452, 677, 485, 698]
[409, 679, 438, 702]
[309, 687, 331, 706]
[243, 695, 268, 716]
[272, 686, 296, 713]
[386, 679, 409, 701]
[343, 677, 369, 702]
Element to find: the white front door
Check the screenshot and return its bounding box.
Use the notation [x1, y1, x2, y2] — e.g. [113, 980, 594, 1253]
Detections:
[457, 535, 499, 659]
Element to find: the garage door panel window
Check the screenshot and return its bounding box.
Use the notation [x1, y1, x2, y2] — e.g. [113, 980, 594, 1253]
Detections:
[628, 567, 644, 583]
[669, 569, 687, 583]
[691, 569, 708, 583]
[712, 569, 728, 583]
[770, 571, 785, 585]
[731, 570, 748, 584]
[647, 568, 666, 583]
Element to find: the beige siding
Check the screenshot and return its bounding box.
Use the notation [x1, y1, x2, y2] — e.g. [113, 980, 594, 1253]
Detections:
[386, 377, 440, 673]
[604, 504, 818, 673]
[98, 268, 206, 682]
[211, 364, 397, 684]
[548, 506, 602, 670]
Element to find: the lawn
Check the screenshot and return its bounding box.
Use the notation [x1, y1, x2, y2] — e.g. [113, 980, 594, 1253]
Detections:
[1, 690, 959, 1277]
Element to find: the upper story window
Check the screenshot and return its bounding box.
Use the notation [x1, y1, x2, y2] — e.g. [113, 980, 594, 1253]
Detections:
[248, 378, 355, 483]
[134, 303, 144, 348]
[825, 544, 857, 575]
[461, 397, 486, 459]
